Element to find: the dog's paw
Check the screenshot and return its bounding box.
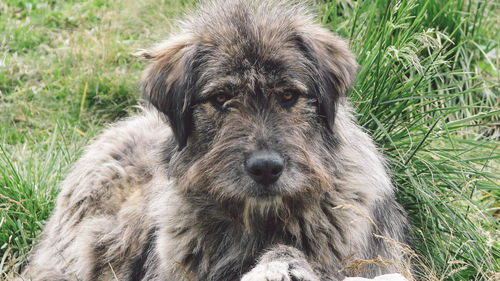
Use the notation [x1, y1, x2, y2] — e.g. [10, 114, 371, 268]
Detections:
[241, 260, 320, 281]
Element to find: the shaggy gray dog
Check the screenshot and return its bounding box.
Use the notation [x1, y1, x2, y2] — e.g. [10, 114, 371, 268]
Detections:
[19, 1, 411, 280]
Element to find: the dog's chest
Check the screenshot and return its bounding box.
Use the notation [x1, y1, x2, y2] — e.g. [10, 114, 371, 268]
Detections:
[169, 221, 284, 280]
[163, 203, 345, 281]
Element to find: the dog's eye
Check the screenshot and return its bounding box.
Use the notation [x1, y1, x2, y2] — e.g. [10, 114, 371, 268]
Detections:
[278, 91, 299, 107]
[210, 93, 232, 110]
[282, 92, 294, 101]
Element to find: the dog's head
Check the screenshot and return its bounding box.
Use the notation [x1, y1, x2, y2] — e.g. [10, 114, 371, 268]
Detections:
[139, 0, 357, 206]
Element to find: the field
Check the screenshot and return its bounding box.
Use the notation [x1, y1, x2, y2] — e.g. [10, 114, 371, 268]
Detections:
[1, 0, 498, 280]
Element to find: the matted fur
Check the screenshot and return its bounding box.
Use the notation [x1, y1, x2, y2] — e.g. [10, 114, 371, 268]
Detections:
[17, 1, 411, 280]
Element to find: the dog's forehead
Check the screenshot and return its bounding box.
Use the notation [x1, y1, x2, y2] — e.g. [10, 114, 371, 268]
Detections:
[195, 41, 310, 99]
[184, 0, 316, 99]
[199, 75, 308, 98]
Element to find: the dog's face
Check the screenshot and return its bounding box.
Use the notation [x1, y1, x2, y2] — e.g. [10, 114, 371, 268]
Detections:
[139, 1, 357, 205]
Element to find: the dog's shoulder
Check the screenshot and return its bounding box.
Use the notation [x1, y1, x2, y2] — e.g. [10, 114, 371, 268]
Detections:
[55, 108, 173, 216]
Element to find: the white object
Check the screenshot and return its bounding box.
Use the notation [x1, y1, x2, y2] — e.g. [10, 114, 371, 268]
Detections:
[343, 273, 409, 281]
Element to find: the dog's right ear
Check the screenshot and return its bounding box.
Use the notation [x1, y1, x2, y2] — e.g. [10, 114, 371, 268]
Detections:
[136, 34, 199, 150]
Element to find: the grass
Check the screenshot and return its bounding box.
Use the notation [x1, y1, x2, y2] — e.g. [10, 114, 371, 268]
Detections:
[1, 0, 498, 280]
[318, 0, 499, 279]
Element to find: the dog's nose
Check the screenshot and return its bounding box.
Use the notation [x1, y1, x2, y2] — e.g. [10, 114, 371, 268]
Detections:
[245, 150, 284, 185]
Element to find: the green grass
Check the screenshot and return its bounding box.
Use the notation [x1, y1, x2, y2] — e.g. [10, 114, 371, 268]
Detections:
[1, 0, 498, 280]
[318, 0, 499, 279]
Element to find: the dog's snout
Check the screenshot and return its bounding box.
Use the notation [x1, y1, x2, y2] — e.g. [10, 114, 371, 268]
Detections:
[245, 150, 284, 185]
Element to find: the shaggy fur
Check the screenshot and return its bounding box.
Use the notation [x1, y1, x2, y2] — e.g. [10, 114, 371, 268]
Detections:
[18, 1, 411, 280]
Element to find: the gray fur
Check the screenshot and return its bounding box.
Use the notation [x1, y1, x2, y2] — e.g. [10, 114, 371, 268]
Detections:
[17, 1, 411, 280]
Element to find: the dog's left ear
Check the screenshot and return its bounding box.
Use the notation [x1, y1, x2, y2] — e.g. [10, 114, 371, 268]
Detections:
[136, 34, 200, 150]
[297, 28, 358, 130]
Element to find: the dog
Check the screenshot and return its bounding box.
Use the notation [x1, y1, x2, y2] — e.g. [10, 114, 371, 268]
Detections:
[18, 0, 411, 280]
